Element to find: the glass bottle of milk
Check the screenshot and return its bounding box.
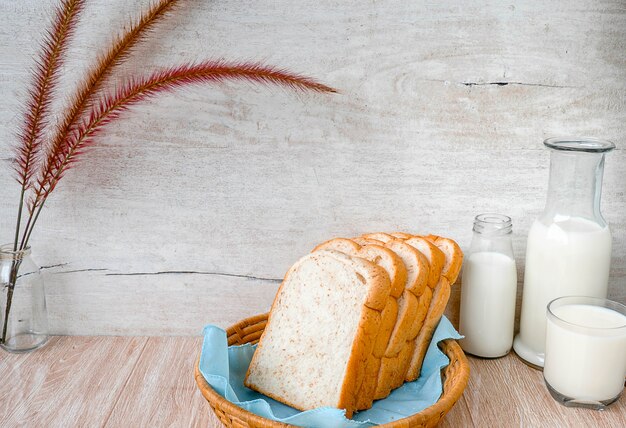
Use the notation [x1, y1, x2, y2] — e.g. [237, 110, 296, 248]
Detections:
[459, 214, 517, 358]
[513, 137, 616, 368]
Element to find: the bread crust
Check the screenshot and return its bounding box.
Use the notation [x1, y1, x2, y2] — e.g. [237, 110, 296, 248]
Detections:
[342, 251, 392, 312]
[383, 290, 419, 356]
[339, 305, 383, 417]
[390, 235, 445, 386]
[351, 236, 383, 247]
[402, 236, 446, 289]
[405, 277, 451, 381]
[376, 354, 399, 396]
[314, 238, 406, 299]
[312, 237, 361, 254]
[363, 233, 429, 296]
[355, 297, 398, 409]
[371, 289, 417, 399]
[389, 231, 413, 240]
[404, 235, 461, 382]
[423, 235, 463, 284]
[358, 245, 407, 298]
[362, 232, 430, 400]
[372, 297, 399, 359]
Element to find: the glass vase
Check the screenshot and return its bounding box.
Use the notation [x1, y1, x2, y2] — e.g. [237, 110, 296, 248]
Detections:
[0, 244, 48, 352]
[513, 137, 616, 368]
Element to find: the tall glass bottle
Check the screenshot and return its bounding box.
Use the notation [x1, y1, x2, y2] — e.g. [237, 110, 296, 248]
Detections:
[513, 137, 615, 368]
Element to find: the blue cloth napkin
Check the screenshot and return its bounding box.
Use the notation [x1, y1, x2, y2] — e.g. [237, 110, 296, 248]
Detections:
[199, 316, 462, 427]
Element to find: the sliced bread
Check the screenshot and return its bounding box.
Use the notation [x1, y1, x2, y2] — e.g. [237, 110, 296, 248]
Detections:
[405, 276, 451, 381]
[312, 238, 405, 410]
[361, 232, 430, 399]
[405, 235, 463, 381]
[244, 249, 390, 418]
[386, 235, 445, 385]
[424, 234, 463, 284]
[394, 235, 446, 289]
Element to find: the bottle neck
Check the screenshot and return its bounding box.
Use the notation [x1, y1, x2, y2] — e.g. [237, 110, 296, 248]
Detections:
[470, 214, 514, 257]
[542, 150, 606, 225]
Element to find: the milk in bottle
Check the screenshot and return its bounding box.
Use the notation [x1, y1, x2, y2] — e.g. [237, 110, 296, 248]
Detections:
[513, 138, 615, 367]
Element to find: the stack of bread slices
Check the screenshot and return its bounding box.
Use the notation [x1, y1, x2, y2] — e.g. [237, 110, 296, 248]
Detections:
[244, 233, 463, 419]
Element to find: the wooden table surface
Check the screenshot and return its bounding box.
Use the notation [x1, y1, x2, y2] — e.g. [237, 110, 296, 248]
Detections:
[1, 336, 624, 428]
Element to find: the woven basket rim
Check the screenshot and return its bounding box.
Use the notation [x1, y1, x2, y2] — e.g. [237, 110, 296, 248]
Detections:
[195, 313, 470, 427]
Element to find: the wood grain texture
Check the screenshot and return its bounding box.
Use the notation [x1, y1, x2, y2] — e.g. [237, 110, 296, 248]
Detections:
[0, 336, 148, 427]
[0, 0, 624, 334]
[105, 337, 213, 427]
[438, 395, 475, 428]
[2, 337, 624, 427]
[463, 354, 626, 428]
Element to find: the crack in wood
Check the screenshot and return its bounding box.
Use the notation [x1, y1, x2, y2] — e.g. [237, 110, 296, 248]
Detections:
[105, 270, 282, 282]
[460, 81, 574, 88]
[40, 263, 69, 270]
[421, 79, 576, 89]
[40, 264, 109, 274]
[56, 268, 109, 274]
[39, 264, 281, 282]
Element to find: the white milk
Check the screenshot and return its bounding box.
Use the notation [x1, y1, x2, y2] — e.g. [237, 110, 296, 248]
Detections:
[514, 217, 612, 366]
[460, 252, 517, 357]
[544, 304, 626, 402]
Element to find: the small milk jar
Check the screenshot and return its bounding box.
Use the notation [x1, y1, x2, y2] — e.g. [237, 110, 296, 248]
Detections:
[459, 214, 518, 358]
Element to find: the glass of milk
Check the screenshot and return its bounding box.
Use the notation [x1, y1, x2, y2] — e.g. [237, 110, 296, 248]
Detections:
[544, 296, 626, 410]
[514, 137, 616, 368]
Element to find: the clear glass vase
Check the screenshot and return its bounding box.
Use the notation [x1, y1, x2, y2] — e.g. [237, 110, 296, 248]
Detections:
[513, 137, 616, 368]
[0, 244, 48, 352]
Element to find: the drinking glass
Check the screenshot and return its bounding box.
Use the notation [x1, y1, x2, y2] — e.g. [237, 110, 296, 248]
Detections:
[543, 296, 626, 409]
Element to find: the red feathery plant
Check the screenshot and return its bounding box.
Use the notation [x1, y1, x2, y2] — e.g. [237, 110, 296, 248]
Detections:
[2, 0, 335, 344]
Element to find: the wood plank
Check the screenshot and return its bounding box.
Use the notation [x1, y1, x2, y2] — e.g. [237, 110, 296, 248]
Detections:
[2, 337, 625, 426]
[208, 411, 226, 428]
[0, 0, 624, 335]
[439, 395, 475, 428]
[104, 336, 214, 427]
[462, 354, 626, 428]
[44, 272, 281, 335]
[0, 336, 148, 427]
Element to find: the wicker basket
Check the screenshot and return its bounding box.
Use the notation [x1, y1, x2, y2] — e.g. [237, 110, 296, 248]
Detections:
[195, 313, 470, 428]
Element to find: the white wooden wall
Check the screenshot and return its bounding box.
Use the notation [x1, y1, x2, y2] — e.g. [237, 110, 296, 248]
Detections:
[0, 0, 624, 335]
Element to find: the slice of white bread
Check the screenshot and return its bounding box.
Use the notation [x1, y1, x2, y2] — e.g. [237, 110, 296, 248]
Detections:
[312, 238, 406, 410]
[244, 249, 391, 418]
[351, 236, 419, 406]
[389, 235, 446, 386]
[405, 235, 463, 381]
[313, 238, 406, 299]
[424, 234, 463, 284]
[394, 235, 446, 289]
[361, 233, 429, 400]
